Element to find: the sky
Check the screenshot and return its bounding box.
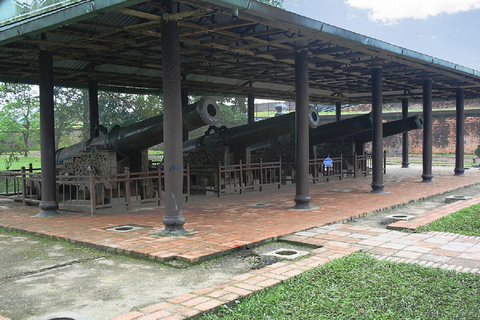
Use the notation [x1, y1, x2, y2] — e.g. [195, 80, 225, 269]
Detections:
[283, 0, 480, 72]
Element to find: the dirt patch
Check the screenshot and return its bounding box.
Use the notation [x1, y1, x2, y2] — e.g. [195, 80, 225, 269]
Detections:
[0, 230, 311, 320]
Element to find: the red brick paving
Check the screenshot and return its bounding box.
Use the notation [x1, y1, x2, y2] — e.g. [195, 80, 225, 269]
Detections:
[1, 166, 480, 320]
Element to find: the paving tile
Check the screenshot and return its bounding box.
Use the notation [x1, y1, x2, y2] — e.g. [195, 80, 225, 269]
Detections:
[429, 249, 462, 257]
[402, 246, 433, 254]
[393, 250, 423, 259]
[418, 254, 453, 264]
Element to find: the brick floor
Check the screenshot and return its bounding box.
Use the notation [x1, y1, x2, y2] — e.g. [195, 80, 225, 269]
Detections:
[284, 226, 480, 275]
[1, 166, 480, 320]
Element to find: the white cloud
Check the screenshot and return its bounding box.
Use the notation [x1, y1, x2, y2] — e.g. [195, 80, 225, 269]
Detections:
[346, 0, 480, 24]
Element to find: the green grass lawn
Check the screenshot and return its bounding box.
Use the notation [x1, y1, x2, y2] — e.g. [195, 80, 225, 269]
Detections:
[201, 253, 480, 320]
[417, 203, 480, 237]
[0, 155, 41, 171]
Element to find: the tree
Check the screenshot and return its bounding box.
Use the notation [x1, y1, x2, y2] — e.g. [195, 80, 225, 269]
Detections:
[0, 83, 40, 156]
[0, 109, 22, 170]
[98, 92, 163, 130]
[54, 87, 85, 149]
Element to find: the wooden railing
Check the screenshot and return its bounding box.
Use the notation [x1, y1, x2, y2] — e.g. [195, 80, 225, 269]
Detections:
[309, 155, 343, 183]
[0, 153, 386, 214]
[0, 165, 190, 215]
[189, 159, 282, 197]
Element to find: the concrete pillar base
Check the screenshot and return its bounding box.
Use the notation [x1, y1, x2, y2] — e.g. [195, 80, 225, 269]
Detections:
[454, 168, 465, 176]
[293, 195, 312, 210]
[37, 201, 59, 217]
[162, 216, 186, 235]
[421, 174, 434, 183]
[370, 182, 386, 194]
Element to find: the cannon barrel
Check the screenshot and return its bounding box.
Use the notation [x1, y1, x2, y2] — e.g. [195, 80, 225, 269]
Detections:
[353, 115, 423, 144]
[56, 97, 219, 165]
[183, 107, 320, 152]
[309, 113, 373, 147]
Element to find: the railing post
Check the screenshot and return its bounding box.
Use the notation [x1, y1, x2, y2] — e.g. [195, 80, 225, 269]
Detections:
[186, 163, 190, 202]
[89, 167, 96, 216]
[259, 158, 264, 192]
[125, 167, 131, 210]
[217, 161, 222, 198]
[157, 165, 162, 206]
[239, 159, 243, 194]
[384, 150, 387, 174]
[354, 152, 357, 178]
[340, 154, 343, 180]
[21, 167, 27, 205]
[313, 153, 317, 184]
[29, 163, 33, 173]
[278, 158, 281, 189]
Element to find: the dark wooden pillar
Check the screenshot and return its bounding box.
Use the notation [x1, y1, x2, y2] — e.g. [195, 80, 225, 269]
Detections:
[248, 93, 255, 124]
[401, 98, 409, 168]
[161, 1, 186, 235]
[335, 102, 341, 122]
[371, 66, 385, 193]
[293, 49, 311, 209]
[454, 88, 465, 176]
[88, 80, 99, 139]
[37, 49, 59, 216]
[181, 87, 189, 142]
[422, 79, 433, 183]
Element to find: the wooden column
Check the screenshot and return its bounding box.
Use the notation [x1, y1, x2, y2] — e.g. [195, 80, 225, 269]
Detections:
[37, 49, 59, 216]
[401, 98, 409, 168]
[371, 66, 385, 193]
[161, 0, 186, 235]
[293, 49, 311, 209]
[422, 79, 433, 183]
[248, 93, 255, 124]
[454, 88, 465, 176]
[335, 102, 341, 122]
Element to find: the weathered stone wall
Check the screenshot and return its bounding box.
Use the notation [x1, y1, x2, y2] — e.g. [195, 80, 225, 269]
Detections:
[382, 115, 480, 154]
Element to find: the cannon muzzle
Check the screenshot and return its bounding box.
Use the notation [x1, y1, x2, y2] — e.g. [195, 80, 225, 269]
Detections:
[309, 113, 373, 147]
[183, 107, 320, 152]
[353, 115, 423, 144]
[56, 97, 219, 165]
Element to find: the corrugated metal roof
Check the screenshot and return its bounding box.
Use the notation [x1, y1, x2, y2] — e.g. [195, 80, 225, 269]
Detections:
[0, 0, 478, 103]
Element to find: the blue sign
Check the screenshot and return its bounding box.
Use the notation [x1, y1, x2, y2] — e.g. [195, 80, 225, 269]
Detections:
[323, 157, 333, 167]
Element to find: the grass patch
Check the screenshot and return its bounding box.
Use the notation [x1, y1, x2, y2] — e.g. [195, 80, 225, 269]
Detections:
[201, 253, 480, 320]
[0, 155, 41, 171]
[417, 203, 480, 237]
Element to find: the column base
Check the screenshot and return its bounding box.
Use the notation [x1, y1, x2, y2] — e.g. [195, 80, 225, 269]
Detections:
[401, 162, 409, 168]
[36, 201, 59, 217]
[370, 182, 386, 194]
[293, 195, 311, 209]
[421, 173, 434, 183]
[160, 227, 187, 236]
[163, 215, 186, 235]
[454, 168, 465, 176]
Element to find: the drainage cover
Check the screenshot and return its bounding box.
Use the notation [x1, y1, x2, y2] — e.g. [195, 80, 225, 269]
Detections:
[445, 195, 472, 204]
[105, 225, 145, 232]
[247, 203, 274, 207]
[384, 214, 415, 221]
[328, 189, 351, 193]
[35, 311, 92, 320]
[262, 248, 309, 260]
[380, 214, 415, 225]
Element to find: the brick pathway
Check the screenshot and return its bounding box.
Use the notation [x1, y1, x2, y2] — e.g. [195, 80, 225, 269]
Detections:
[1, 166, 480, 319]
[283, 224, 480, 273]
